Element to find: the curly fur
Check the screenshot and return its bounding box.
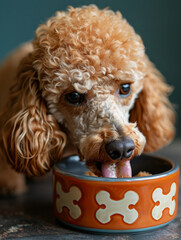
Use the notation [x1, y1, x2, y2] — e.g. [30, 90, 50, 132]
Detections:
[0, 5, 175, 193]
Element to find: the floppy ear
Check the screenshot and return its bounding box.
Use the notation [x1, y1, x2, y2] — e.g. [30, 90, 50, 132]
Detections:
[130, 56, 175, 152]
[1, 54, 66, 176]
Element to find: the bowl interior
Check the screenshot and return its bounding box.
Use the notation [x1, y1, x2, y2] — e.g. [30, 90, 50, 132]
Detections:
[56, 154, 173, 178]
[131, 154, 173, 176]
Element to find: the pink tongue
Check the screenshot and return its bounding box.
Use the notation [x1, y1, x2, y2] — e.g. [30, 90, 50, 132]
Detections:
[101, 160, 132, 178]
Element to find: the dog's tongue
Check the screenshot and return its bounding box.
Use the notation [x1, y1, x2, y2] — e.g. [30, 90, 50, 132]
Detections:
[101, 160, 132, 178]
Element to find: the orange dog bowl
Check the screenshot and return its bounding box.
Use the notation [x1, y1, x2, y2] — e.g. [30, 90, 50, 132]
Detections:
[53, 155, 179, 233]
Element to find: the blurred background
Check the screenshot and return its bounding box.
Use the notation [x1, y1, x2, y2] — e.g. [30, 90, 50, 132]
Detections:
[0, 0, 181, 139]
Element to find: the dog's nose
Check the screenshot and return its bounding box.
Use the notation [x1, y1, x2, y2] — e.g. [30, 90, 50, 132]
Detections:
[105, 138, 135, 160]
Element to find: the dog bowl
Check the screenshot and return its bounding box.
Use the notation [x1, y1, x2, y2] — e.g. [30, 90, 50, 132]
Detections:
[53, 155, 179, 233]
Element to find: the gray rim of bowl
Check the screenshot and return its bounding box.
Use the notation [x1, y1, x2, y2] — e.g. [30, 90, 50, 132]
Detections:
[53, 155, 179, 182]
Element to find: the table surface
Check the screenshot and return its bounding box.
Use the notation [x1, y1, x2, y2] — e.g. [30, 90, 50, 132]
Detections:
[0, 140, 180, 240]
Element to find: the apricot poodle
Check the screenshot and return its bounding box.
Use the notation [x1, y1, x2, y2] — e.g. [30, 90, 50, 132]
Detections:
[0, 6, 175, 194]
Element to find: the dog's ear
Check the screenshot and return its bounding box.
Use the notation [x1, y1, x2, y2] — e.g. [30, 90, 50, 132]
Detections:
[1, 54, 66, 176]
[130, 56, 175, 152]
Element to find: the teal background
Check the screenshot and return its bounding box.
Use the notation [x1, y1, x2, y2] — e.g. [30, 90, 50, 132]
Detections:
[0, 0, 181, 138]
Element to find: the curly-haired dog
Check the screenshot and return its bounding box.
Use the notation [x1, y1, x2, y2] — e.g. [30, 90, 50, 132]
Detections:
[0, 6, 175, 194]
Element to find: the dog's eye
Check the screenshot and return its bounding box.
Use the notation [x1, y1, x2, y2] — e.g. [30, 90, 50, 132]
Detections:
[65, 91, 85, 105]
[119, 84, 131, 97]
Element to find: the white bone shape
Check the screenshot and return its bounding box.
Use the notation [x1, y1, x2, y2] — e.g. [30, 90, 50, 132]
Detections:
[152, 182, 176, 220]
[96, 190, 139, 224]
[56, 181, 82, 219]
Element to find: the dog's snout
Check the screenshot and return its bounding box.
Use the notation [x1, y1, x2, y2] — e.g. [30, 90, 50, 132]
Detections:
[105, 138, 135, 160]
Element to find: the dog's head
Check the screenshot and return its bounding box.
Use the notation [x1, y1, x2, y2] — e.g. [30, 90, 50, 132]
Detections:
[1, 6, 175, 177]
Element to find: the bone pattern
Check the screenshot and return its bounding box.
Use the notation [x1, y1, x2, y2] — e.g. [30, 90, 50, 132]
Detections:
[152, 182, 176, 220]
[55, 181, 177, 224]
[95, 190, 139, 224]
[56, 182, 82, 219]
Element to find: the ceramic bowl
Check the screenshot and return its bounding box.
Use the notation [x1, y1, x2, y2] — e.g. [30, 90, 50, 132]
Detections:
[53, 155, 179, 233]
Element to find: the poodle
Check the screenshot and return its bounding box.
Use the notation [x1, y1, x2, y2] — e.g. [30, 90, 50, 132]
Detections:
[0, 5, 175, 194]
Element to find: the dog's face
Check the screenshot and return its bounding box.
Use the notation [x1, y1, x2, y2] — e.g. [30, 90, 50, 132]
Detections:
[1, 6, 175, 177]
[36, 6, 147, 177]
[62, 79, 146, 177]
[48, 66, 146, 177]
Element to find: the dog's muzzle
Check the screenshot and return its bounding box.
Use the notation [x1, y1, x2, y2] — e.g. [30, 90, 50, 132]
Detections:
[105, 137, 135, 160]
[101, 137, 135, 178]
